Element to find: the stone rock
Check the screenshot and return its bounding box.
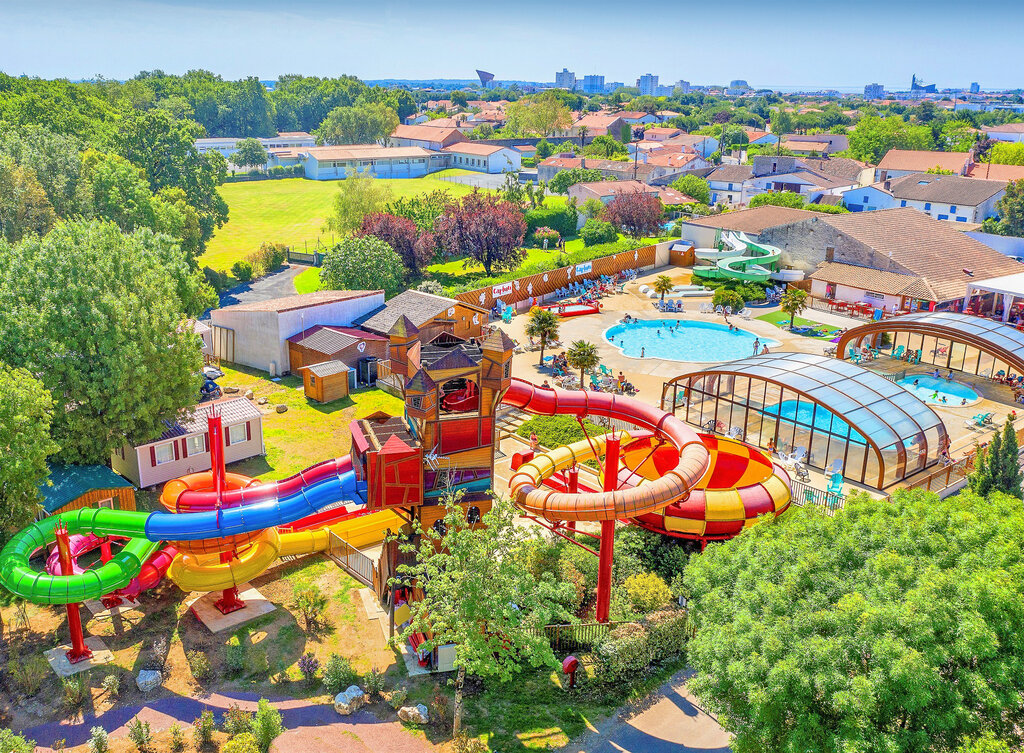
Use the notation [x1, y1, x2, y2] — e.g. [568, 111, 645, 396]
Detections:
[224, 385, 240, 394]
[398, 704, 429, 725]
[136, 669, 162, 692]
[244, 389, 255, 400]
[334, 685, 366, 715]
[275, 404, 288, 413]
[257, 397, 269, 405]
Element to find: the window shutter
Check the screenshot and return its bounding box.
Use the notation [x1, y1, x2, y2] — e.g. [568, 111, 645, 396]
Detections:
[173, 441, 180, 461]
[225, 428, 232, 447]
[181, 438, 188, 458]
[204, 433, 209, 452]
[246, 422, 252, 442]
[150, 446, 157, 467]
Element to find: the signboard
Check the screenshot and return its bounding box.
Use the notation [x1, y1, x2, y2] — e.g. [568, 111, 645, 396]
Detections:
[575, 261, 593, 276]
[492, 281, 514, 298]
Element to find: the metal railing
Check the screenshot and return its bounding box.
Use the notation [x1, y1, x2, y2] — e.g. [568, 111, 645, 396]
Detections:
[327, 531, 376, 588]
[904, 456, 975, 493]
[527, 621, 639, 653]
[880, 369, 908, 383]
[788, 479, 847, 516]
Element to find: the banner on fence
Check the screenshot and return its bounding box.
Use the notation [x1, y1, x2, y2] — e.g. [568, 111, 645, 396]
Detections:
[573, 261, 593, 276]
[492, 281, 514, 299]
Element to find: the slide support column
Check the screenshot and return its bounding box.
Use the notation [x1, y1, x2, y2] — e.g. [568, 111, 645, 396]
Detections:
[595, 435, 620, 624]
[55, 522, 92, 663]
[209, 408, 246, 615]
[565, 467, 578, 532]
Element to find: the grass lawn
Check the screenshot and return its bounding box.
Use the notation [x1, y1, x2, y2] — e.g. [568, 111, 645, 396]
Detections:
[200, 170, 480, 273]
[294, 265, 321, 294]
[756, 310, 841, 340]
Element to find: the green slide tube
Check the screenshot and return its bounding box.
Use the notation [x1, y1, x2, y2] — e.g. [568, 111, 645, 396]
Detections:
[0, 508, 158, 605]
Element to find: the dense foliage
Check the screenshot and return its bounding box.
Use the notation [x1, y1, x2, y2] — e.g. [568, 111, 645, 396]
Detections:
[434, 190, 526, 277]
[969, 417, 1023, 498]
[601, 191, 663, 238]
[548, 167, 605, 195]
[319, 234, 406, 298]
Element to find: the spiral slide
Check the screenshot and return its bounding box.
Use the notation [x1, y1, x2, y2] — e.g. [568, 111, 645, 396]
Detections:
[44, 534, 179, 604]
[691, 231, 783, 283]
[0, 458, 361, 605]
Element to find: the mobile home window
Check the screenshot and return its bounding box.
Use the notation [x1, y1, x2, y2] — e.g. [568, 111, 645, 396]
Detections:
[154, 442, 175, 465]
[228, 423, 248, 444]
[186, 434, 206, 455]
[97, 497, 114, 510]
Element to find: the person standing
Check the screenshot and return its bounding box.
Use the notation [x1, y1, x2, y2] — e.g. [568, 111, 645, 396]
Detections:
[753, 338, 761, 356]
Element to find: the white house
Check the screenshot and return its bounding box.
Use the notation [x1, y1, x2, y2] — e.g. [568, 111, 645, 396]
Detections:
[637, 134, 719, 159]
[706, 165, 755, 205]
[441, 142, 522, 173]
[982, 123, 1024, 143]
[209, 290, 385, 375]
[616, 111, 660, 126]
[841, 184, 897, 213]
[194, 132, 315, 159]
[875, 150, 973, 182]
[111, 398, 264, 489]
[843, 173, 1005, 224]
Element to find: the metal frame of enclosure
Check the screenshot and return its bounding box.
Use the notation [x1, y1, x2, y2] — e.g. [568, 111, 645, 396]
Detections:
[837, 312, 1024, 378]
[661, 353, 947, 489]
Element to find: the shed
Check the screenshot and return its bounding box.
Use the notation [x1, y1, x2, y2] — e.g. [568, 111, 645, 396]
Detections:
[287, 325, 388, 374]
[302, 360, 352, 403]
[41, 463, 136, 516]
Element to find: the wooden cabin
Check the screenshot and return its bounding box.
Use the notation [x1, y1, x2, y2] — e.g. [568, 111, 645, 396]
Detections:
[41, 463, 136, 516]
[301, 359, 351, 403]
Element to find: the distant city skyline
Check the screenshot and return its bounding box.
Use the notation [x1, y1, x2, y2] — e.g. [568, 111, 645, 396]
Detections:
[2, 0, 1023, 90]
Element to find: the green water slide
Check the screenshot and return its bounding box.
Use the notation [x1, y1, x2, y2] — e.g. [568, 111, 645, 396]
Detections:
[0, 507, 157, 604]
[691, 231, 782, 283]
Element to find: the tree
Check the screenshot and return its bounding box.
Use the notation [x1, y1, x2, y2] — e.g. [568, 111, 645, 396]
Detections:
[684, 487, 1024, 753]
[581, 198, 605, 220]
[433, 190, 526, 277]
[384, 189, 451, 234]
[584, 135, 628, 158]
[848, 115, 935, 163]
[0, 157, 55, 242]
[749, 191, 806, 209]
[566, 340, 600, 384]
[535, 138, 554, 160]
[0, 220, 203, 463]
[231, 138, 269, 170]
[251, 698, 284, 753]
[314, 103, 399, 145]
[985, 179, 1024, 238]
[652, 274, 674, 302]
[396, 493, 573, 734]
[990, 143, 1024, 166]
[0, 730, 35, 753]
[712, 288, 745, 313]
[449, 90, 469, 108]
[779, 287, 808, 330]
[670, 174, 711, 205]
[770, 109, 793, 136]
[970, 416, 1023, 498]
[359, 212, 433, 275]
[548, 167, 604, 195]
[325, 172, 393, 235]
[580, 218, 618, 246]
[0, 366, 58, 541]
[505, 92, 573, 136]
[601, 190, 663, 238]
[319, 235, 406, 298]
[525, 308, 560, 366]
[577, 124, 589, 148]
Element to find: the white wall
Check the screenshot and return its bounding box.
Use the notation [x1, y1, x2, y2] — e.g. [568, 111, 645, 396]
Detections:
[811, 279, 902, 309]
[678, 223, 721, 249]
[966, 230, 1024, 259]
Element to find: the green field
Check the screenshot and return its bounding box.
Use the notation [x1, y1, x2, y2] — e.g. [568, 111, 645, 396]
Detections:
[199, 170, 480, 273]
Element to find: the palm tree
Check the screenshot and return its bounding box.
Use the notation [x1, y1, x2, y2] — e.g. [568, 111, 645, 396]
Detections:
[780, 288, 809, 331]
[653, 275, 674, 302]
[578, 124, 589, 149]
[567, 340, 600, 386]
[525, 308, 560, 366]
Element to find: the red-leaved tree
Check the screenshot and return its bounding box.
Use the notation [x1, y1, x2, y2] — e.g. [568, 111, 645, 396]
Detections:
[359, 212, 435, 275]
[434, 190, 526, 277]
[601, 190, 664, 239]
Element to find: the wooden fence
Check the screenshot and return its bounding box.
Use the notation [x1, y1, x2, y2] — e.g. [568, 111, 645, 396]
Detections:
[528, 621, 638, 653]
[453, 244, 659, 311]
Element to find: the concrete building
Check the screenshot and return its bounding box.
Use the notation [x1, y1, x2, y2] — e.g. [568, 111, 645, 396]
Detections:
[209, 290, 385, 375]
[112, 398, 264, 489]
[637, 74, 659, 97]
[581, 75, 605, 94]
[555, 68, 576, 90]
[389, 124, 467, 150]
[875, 149, 972, 181]
[842, 173, 1006, 223]
[441, 142, 522, 173]
[970, 82, 981, 94]
[864, 83, 885, 99]
[982, 123, 1024, 143]
[194, 131, 315, 159]
[293, 145, 448, 180]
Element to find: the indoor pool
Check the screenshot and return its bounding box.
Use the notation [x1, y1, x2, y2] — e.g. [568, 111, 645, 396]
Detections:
[767, 400, 867, 444]
[897, 375, 981, 406]
[605, 319, 778, 362]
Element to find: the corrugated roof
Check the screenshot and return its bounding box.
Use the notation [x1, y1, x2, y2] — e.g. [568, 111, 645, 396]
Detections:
[41, 464, 133, 513]
[304, 359, 351, 378]
[684, 205, 817, 233]
[149, 397, 263, 444]
[287, 325, 359, 355]
[356, 290, 460, 335]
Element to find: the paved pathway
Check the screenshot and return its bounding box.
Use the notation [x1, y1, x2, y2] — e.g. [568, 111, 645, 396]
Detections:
[214, 264, 304, 311]
[568, 670, 732, 753]
[21, 691, 431, 753]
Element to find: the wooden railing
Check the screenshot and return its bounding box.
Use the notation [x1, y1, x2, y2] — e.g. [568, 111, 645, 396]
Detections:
[527, 620, 639, 652]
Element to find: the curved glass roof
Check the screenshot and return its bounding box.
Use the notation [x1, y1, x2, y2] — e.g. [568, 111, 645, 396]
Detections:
[667, 352, 946, 450]
[846, 311, 1024, 365]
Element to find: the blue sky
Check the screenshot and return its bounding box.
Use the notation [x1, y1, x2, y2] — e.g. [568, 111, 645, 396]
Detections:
[2, 0, 1022, 90]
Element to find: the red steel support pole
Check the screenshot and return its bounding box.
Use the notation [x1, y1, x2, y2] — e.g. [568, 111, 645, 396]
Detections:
[565, 467, 579, 532]
[595, 434, 620, 624]
[208, 408, 245, 615]
[55, 522, 93, 663]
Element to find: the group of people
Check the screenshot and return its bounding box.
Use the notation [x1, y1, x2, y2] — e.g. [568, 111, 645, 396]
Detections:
[752, 337, 770, 356]
[550, 353, 569, 376]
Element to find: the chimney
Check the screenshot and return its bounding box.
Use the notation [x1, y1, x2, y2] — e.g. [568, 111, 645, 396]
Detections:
[884, 180, 891, 191]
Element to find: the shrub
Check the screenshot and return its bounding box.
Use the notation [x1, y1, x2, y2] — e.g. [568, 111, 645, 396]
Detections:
[193, 710, 216, 747]
[623, 572, 674, 614]
[169, 723, 186, 752]
[187, 649, 214, 682]
[8, 655, 48, 696]
[323, 654, 359, 695]
[644, 607, 690, 662]
[226, 641, 247, 676]
[222, 733, 260, 753]
[389, 687, 409, 710]
[294, 584, 328, 631]
[252, 698, 284, 753]
[525, 206, 577, 238]
[0, 730, 36, 753]
[416, 279, 444, 295]
[231, 260, 254, 282]
[203, 265, 230, 291]
[516, 415, 607, 450]
[429, 684, 451, 731]
[452, 733, 489, 753]
[127, 717, 152, 753]
[222, 703, 253, 737]
[595, 622, 654, 683]
[249, 647, 270, 677]
[88, 727, 109, 753]
[62, 673, 90, 709]
[711, 288, 744, 312]
[101, 673, 120, 698]
[532, 226, 561, 247]
[580, 218, 618, 247]
[362, 667, 386, 698]
[298, 652, 320, 685]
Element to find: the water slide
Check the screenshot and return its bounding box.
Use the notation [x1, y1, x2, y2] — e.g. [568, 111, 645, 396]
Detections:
[44, 534, 179, 604]
[691, 232, 783, 283]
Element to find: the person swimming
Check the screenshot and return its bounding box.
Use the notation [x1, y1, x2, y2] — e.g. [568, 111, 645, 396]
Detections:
[913, 379, 920, 387]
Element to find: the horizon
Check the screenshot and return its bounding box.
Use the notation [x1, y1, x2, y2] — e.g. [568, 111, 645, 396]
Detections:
[3, 0, 1024, 90]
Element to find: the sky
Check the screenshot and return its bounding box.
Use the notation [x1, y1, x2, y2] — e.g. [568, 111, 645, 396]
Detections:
[2, 0, 1023, 90]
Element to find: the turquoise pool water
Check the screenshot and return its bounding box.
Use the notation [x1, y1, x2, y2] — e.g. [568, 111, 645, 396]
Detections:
[767, 400, 867, 444]
[605, 319, 778, 362]
[898, 375, 980, 406]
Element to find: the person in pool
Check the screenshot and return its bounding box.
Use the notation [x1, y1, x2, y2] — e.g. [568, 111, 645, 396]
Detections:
[641, 346, 645, 357]
[946, 370, 954, 381]
[931, 390, 939, 400]
[913, 379, 920, 387]
[932, 368, 940, 378]
[941, 395, 948, 403]
[961, 398, 968, 406]
[753, 338, 761, 356]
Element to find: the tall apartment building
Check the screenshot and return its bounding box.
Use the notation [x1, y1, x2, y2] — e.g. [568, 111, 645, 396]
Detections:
[864, 83, 885, 100]
[637, 73, 658, 96]
[555, 68, 576, 90]
[581, 74, 605, 94]
[970, 82, 981, 94]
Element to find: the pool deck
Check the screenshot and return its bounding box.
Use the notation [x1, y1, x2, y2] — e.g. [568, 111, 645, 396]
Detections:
[501, 264, 1022, 494]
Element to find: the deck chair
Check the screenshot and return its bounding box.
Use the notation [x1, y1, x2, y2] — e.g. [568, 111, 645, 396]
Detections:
[892, 345, 905, 360]
[599, 364, 613, 377]
[715, 305, 724, 315]
[826, 472, 844, 496]
[739, 308, 751, 319]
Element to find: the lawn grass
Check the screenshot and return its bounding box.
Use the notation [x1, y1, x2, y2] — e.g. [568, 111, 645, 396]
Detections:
[294, 265, 321, 294]
[200, 171, 480, 273]
[756, 310, 841, 340]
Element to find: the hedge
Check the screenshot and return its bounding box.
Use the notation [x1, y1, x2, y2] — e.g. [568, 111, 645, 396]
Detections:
[595, 623, 655, 684]
[525, 206, 578, 239]
[644, 608, 689, 662]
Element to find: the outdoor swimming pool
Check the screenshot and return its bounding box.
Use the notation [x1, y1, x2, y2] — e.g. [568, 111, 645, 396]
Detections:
[605, 319, 778, 362]
[897, 375, 981, 406]
[767, 400, 867, 444]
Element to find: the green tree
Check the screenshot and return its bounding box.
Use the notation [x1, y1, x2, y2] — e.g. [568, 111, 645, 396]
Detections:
[232, 138, 269, 170]
[986, 179, 1024, 238]
[449, 90, 469, 108]
[535, 138, 554, 160]
[770, 109, 793, 136]
[670, 174, 711, 205]
[566, 340, 600, 384]
[970, 416, 1023, 498]
[0, 366, 58, 541]
[319, 234, 406, 298]
[505, 92, 573, 136]
[0, 157, 55, 242]
[581, 198, 605, 220]
[584, 134, 628, 158]
[525, 308, 560, 366]
[0, 220, 204, 464]
[396, 492, 573, 734]
[848, 115, 936, 163]
[324, 172, 393, 235]
[990, 143, 1024, 166]
[652, 274, 674, 302]
[779, 287, 808, 330]
[549, 166, 601, 196]
[315, 103, 399, 145]
[684, 488, 1024, 753]
[712, 288, 745, 313]
[749, 191, 805, 209]
[251, 699, 284, 753]
[0, 124, 84, 218]
[0, 730, 35, 753]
